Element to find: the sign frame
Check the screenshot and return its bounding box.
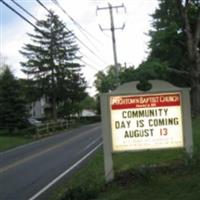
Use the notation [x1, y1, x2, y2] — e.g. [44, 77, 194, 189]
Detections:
[110, 91, 184, 152]
[100, 80, 193, 182]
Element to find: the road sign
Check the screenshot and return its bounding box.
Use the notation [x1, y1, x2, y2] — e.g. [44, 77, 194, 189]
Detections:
[110, 92, 184, 151]
[101, 80, 193, 182]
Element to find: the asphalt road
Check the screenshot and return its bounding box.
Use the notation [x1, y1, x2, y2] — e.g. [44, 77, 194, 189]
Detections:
[0, 123, 102, 200]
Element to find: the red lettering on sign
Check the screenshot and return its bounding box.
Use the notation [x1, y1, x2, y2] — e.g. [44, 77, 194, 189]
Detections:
[111, 93, 180, 110]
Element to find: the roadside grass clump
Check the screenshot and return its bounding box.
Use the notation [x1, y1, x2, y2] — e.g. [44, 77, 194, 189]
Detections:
[51, 151, 105, 200]
[97, 157, 200, 200]
[0, 134, 33, 152]
[0, 127, 37, 152]
[60, 182, 100, 200]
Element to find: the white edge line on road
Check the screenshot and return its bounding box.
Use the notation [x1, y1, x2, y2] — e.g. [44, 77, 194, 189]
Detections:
[28, 142, 103, 200]
[83, 136, 102, 151]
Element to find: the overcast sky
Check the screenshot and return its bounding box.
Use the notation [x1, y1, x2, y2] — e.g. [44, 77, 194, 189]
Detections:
[0, 0, 159, 95]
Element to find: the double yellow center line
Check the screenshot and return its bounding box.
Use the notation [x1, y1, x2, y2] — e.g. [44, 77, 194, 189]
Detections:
[0, 127, 100, 174]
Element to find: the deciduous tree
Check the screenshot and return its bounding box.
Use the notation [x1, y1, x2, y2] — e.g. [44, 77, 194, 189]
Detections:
[149, 0, 200, 114]
[176, 0, 200, 114]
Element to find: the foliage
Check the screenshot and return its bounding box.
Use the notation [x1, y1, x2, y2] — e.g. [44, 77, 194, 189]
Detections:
[97, 162, 200, 200]
[149, 1, 186, 67]
[58, 95, 97, 118]
[79, 95, 97, 111]
[148, 0, 191, 87]
[148, 0, 200, 114]
[20, 11, 86, 119]
[94, 65, 119, 93]
[77, 116, 101, 124]
[0, 66, 28, 133]
[19, 79, 42, 103]
[122, 59, 168, 82]
[94, 60, 168, 95]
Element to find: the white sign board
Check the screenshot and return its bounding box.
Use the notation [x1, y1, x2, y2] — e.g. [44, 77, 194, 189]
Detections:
[110, 92, 184, 152]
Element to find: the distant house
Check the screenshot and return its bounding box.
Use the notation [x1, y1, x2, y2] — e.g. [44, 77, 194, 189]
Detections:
[29, 98, 51, 119]
[29, 100, 96, 119]
[81, 109, 96, 117]
[29, 99, 45, 119]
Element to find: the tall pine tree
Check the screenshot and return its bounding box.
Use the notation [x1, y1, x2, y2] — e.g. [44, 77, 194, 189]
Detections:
[20, 11, 86, 120]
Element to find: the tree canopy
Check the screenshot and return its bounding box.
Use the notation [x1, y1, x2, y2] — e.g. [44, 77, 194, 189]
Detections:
[94, 65, 119, 93]
[0, 66, 27, 133]
[148, 0, 200, 114]
[94, 61, 167, 94]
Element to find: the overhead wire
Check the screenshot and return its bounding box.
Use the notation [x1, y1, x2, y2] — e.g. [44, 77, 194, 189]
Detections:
[0, 0, 41, 32]
[77, 48, 103, 71]
[79, 59, 99, 72]
[51, 0, 103, 46]
[1, 0, 106, 72]
[36, 0, 50, 14]
[51, 0, 113, 66]
[10, 0, 38, 21]
[12, 0, 102, 72]
[0, 0, 100, 87]
[36, 0, 109, 67]
[51, 0, 101, 53]
[44, 0, 109, 66]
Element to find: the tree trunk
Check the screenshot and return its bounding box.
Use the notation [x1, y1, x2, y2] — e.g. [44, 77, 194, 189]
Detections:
[191, 52, 200, 115]
[176, 0, 200, 116]
[190, 73, 200, 115]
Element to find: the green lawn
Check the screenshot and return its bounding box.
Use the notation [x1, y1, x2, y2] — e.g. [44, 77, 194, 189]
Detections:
[97, 165, 200, 200]
[0, 135, 33, 152]
[52, 116, 200, 200]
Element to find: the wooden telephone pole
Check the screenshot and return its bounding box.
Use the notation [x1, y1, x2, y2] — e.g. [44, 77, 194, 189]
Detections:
[97, 3, 126, 80]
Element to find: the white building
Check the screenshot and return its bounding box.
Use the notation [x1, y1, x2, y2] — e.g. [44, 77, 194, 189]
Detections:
[29, 98, 51, 119]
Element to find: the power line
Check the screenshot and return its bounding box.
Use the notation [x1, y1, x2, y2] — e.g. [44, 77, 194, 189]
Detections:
[79, 58, 99, 72]
[51, 0, 103, 46]
[0, 0, 102, 74]
[50, 0, 109, 66]
[75, 34, 109, 66]
[51, 0, 100, 51]
[36, 0, 109, 66]
[79, 50, 102, 67]
[10, 0, 38, 21]
[36, 0, 50, 14]
[79, 51, 105, 71]
[0, 0, 40, 32]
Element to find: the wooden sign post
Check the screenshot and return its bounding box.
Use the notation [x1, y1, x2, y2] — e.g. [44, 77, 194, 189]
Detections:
[100, 80, 193, 182]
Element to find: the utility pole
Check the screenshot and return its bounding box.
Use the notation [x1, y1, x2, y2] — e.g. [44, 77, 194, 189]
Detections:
[96, 3, 126, 80]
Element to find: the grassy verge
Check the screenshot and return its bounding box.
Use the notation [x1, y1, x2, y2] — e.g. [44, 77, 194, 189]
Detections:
[50, 151, 105, 200]
[52, 116, 200, 200]
[0, 135, 34, 152]
[0, 121, 98, 152]
[97, 161, 200, 200]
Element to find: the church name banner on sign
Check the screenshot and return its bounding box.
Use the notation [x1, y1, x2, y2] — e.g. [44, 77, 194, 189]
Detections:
[110, 92, 184, 152]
